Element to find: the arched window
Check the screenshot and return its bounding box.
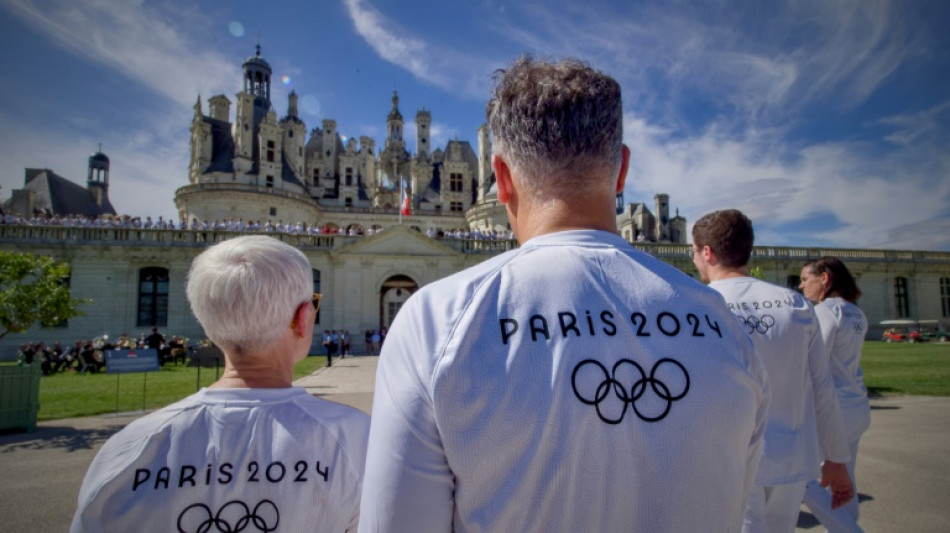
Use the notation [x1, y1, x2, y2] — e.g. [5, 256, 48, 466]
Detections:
[137, 267, 169, 327]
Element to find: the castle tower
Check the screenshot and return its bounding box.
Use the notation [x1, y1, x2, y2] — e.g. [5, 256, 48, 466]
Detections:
[416, 108, 431, 157]
[208, 94, 231, 122]
[233, 45, 272, 171]
[654, 193, 670, 242]
[189, 96, 212, 182]
[280, 91, 306, 180]
[477, 124, 491, 203]
[87, 145, 110, 207]
[386, 91, 405, 152]
[243, 43, 271, 105]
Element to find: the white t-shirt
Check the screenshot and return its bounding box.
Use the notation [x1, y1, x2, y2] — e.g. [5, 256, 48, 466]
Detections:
[360, 230, 769, 533]
[71, 387, 370, 533]
[815, 298, 870, 411]
[709, 277, 850, 486]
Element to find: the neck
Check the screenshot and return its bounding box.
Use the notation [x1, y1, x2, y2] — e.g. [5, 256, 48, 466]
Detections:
[706, 265, 749, 283]
[513, 195, 618, 243]
[208, 344, 298, 389]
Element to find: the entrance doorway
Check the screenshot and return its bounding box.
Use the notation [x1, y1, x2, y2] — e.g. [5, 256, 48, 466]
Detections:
[380, 275, 418, 330]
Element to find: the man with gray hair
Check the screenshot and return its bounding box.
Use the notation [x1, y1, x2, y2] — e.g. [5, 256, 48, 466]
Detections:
[72, 236, 370, 532]
[360, 57, 770, 532]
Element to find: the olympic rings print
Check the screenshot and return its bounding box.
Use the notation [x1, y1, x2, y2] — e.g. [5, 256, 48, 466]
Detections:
[571, 358, 690, 424]
[177, 499, 279, 533]
[740, 314, 775, 335]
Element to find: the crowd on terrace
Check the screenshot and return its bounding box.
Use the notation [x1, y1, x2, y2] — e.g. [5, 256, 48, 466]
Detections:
[0, 212, 515, 241]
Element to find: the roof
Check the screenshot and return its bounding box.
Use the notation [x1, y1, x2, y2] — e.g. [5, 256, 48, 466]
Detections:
[204, 117, 235, 173]
[280, 152, 304, 187]
[20, 168, 116, 217]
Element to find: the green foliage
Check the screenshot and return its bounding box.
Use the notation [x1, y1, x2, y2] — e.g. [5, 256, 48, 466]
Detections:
[748, 266, 765, 280]
[0, 251, 88, 339]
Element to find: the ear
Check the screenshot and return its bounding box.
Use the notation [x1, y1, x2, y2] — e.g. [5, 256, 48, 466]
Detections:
[615, 144, 631, 194]
[820, 271, 831, 287]
[700, 245, 716, 265]
[290, 302, 311, 338]
[492, 154, 514, 205]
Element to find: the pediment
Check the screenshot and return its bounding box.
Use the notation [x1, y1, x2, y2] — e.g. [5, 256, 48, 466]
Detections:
[332, 225, 462, 257]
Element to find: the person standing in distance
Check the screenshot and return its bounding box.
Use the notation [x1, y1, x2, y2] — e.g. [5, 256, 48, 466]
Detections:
[359, 57, 770, 533]
[800, 257, 870, 533]
[691, 210, 854, 533]
[72, 236, 370, 532]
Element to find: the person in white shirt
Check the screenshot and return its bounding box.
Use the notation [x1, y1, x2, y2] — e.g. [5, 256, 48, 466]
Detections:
[359, 57, 770, 533]
[800, 257, 870, 533]
[691, 209, 854, 533]
[72, 236, 370, 533]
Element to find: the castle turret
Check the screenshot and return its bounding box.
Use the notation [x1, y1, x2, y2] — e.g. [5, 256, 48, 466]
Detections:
[386, 91, 405, 152]
[477, 124, 491, 203]
[280, 91, 306, 180]
[654, 193, 670, 242]
[416, 108, 431, 157]
[208, 94, 231, 122]
[233, 45, 272, 172]
[87, 146, 110, 207]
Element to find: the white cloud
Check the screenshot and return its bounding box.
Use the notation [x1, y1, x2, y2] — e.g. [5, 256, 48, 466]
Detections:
[493, 0, 919, 123]
[342, 0, 496, 99]
[0, 107, 187, 217]
[2, 0, 240, 107]
[622, 112, 950, 250]
[0, 0, 243, 217]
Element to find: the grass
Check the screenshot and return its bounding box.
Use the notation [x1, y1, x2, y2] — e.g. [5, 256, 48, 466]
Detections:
[6, 342, 950, 421]
[4, 355, 326, 421]
[862, 341, 950, 396]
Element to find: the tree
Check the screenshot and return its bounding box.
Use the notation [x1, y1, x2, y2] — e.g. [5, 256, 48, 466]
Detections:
[0, 251, 88, 340]
[748, 265, 766, 280]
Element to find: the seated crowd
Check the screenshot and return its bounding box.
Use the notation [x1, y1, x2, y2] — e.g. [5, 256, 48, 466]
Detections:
[14, 330, 196, 375]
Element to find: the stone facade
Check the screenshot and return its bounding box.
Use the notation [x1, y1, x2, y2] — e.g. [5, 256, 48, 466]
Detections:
[1, 224, 949, 358]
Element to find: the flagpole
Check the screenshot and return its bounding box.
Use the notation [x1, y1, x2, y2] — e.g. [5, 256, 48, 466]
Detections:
[399, 176, 403, 225]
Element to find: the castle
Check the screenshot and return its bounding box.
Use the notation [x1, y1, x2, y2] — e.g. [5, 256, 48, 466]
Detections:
[176, 45, 685, 242]
[2, 46, 946, 358]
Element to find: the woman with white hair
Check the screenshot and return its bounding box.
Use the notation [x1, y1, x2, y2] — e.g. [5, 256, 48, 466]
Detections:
[72, 236, 370, 532]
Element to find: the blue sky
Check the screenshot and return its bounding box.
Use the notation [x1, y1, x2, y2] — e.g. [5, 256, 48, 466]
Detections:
[1, 0, 948, 250]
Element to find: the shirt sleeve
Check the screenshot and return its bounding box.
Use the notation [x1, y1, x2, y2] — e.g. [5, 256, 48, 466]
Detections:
[806, 306, 850, 463]
[814, 303, 839, 354]
[359, 298, 455, 532]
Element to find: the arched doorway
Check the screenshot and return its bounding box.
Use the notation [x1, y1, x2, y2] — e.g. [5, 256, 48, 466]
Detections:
[380, 275, 418, 330]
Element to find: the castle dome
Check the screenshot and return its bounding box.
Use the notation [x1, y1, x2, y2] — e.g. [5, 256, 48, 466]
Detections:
[243, 45, 272, 73]
[89, 151, 109, 166]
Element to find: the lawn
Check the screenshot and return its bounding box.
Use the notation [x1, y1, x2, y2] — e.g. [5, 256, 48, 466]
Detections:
[7, 342, 950, 422]
[862, 341, 950, 396]
[24, 355, 326, 421]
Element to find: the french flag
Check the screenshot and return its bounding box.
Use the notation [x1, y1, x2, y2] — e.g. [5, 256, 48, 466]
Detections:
[400, 179, 411, 216]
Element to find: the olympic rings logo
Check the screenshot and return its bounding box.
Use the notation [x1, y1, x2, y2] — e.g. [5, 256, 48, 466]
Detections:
[740, 314, 775, 335]
[571, 358, 690, 424]
[177, 499, 279, 533]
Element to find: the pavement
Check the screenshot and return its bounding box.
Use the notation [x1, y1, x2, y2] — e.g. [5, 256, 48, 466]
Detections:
[1, 354, 948, 532]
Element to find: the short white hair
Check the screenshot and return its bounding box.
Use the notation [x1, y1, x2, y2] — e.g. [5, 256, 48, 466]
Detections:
[186, 236, 312, 354]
